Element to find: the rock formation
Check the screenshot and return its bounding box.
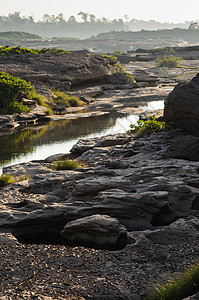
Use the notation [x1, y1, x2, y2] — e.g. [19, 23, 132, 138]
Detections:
[0, 129, 199, 247]
[164, 73, 199, 136]
[0, 52, 117, 91]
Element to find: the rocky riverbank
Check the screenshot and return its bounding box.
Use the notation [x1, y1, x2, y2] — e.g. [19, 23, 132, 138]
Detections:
[0, 127, 199, 299]
[1, 101, 199, 299]
[0, 51, 199, 299]
[0, 51, 169, 133]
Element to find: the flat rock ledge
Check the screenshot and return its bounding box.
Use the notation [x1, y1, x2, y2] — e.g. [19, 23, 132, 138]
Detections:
[1, 129, 199, 299]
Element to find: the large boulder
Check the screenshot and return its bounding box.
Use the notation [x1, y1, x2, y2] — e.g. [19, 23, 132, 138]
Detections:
[132, 69, 159, 85]
[164, 74, 199, 136]
[166, 135, 199, 161]
[106, 72, 130, 84]
[61, 214, 128, 250]
[0, 52, 117, 90]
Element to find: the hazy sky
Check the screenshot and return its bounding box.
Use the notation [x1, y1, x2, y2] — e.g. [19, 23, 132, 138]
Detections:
[1, 0, 198, 22]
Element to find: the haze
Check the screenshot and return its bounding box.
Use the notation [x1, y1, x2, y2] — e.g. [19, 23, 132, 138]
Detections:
[1, 0, 198, 22]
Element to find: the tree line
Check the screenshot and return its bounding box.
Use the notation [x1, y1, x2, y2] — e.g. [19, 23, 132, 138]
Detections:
[0, 11, 195, 39]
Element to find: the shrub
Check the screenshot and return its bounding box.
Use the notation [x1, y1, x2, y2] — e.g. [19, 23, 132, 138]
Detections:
[52, 91, 83, 108]
[68, 96, 82, 107]
[0, 72, 34, 113]
[8, 101, 30, 114]
[0, 174, 15, 187]
[147, 262, 199, 300]
[0, 174, 29, 188]
[102, 54, 117, 62]
[156, 55, 183, 68]
[0, 45, 71, 56]
[155, 47, 174, 55]
[102, 54, 135, 83]
[127, 115, 171, 138]
[53, 159, 79, 170]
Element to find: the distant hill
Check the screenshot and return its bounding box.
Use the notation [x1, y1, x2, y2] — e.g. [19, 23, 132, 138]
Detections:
[0, 31, 42, 41]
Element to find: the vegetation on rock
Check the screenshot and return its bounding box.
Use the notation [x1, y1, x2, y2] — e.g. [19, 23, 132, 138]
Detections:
[28, 90, 52, 115]
[0, 71, 84, 114]
[147, 262, 199, 300]
[0, 45, 71, 56]
[156, 55, 183, 68]
[128, 115, 171, 138]
[103, 54, 135, 83]
[0, 72, 33, 113]
[53, 91, 83, 108]
[0, 174, 15, 187]
[53, 159, 79, 170]
[0, 174, 29, 187]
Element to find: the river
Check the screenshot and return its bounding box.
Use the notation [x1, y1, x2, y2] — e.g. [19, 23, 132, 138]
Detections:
[0, 100, 164, 174]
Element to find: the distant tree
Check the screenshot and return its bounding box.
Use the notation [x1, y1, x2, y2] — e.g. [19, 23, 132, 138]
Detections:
[188, 22, 199, 30]
[89, 14, 96, 23]
[56, 13, 65, 23]
[42, 14, 51, 23]
[50, 15, 56, 23]
[68, 15, 77, 23]
[123, 14, 129, 22]
[101, 17, 109, 24]
[28, 15, 35, 24]
[78, 11, 89, 23]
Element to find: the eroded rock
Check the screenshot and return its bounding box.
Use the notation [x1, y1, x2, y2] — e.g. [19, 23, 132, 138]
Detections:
[166, 135, 199, 161]
[61, 214, 128, 250]
[164, 73, 199, 136]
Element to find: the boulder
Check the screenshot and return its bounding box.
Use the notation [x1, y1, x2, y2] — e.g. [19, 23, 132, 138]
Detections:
[166, 135, 199, 161]
[132, 69, 159, 85]
[115, 54, 136, 64]
[135, 54, 154, 62]
[0, 53, 117, 90]
[164, 73, 199, 136]
[139, 217, 199, 246]
[61, 214, 128, 250]
[106, 72, 130, 84]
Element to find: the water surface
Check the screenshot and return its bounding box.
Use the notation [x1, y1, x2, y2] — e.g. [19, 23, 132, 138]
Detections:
[0, 100, 164, 174]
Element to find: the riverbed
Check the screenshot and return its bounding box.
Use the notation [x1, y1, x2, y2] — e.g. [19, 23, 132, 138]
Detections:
[0, 100, 164, 174]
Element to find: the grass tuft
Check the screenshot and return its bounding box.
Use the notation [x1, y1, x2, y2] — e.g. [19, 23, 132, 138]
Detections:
[53, 159, 79, 170]
[0, 174, 29, 188]
[147, 262, 199, 300]
[28, 90, 53, 115]
[0, 174, 15, 187]
[52, 91, 83, 108]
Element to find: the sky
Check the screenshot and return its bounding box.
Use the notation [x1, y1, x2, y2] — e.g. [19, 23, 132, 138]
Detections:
[1, 0, 198, 23]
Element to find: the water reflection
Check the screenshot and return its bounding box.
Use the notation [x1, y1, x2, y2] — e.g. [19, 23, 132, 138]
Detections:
[139, 100, 165, 111]
[0, 112, 139, 173]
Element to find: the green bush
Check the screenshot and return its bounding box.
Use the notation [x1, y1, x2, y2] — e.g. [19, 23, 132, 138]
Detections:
[0, 174, 15, 187]
[147, 262, 199, 300]
[8, 101, 30, 114]
[156, 55, 183, 68]
[127, 115, 171, 138]
[0, 174, 29, 188]
[53, 159, 79, 170]
[0, 72, 34, 113]
[68, 96, 82, 107]
[53, 91, 83, 108]
[102, 54, 117, 62]
[0, 45, 71, 56]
